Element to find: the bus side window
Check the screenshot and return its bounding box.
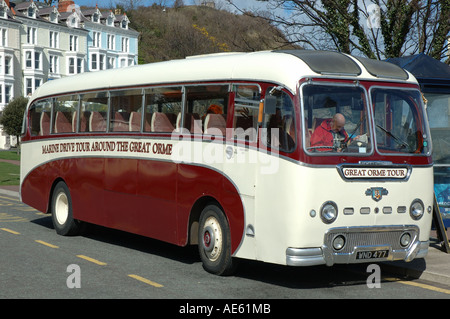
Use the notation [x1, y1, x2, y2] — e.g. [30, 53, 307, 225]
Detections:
[53, 95, 78, 134]
[30, 99, 52, 136]
[144, 87, 182, 133]
[110, 89, 143, 132]
[81, 92, 108, 132]
[232, 85, 260, 142]
[185, 85, 228, 136]
[263, 88, 296, 152]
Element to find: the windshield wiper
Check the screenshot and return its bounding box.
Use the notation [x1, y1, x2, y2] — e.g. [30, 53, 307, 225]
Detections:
[376, 124, 409, 149]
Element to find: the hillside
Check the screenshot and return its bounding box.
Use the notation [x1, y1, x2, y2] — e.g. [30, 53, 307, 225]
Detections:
[126, 5, 299, 63]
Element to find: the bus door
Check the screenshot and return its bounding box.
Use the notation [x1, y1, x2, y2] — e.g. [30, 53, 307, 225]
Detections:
[224, 84, 261, 198]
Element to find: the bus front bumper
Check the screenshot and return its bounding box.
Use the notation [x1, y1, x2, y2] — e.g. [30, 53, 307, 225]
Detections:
[286, 238, 429, 267]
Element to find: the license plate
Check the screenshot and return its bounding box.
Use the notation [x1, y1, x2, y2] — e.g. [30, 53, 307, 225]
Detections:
[356, 249, 389, 260]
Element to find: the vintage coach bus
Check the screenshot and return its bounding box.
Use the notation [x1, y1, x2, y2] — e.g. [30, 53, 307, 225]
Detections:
[20, 50, 433, 275]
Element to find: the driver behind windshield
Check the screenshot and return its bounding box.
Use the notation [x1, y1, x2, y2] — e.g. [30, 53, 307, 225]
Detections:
[310, 112, 349, 152]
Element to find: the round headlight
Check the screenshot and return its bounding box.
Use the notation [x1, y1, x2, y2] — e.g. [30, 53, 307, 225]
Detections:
[320, 201, 338, 224]
[410, 199, 424, 220]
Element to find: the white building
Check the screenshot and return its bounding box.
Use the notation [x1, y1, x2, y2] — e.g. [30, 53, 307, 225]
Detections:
[0, 0, 139, 149]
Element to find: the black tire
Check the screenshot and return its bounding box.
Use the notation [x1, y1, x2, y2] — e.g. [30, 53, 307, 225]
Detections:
[198, 204, 237, 275]
[51, 181, 83, 236]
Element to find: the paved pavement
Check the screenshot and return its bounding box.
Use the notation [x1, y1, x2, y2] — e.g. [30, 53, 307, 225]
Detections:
[2, 156, 449, 286]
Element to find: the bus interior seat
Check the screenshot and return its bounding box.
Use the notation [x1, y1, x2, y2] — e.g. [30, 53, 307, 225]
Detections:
[72, 111, 89, 132]
[151, 112, 175, 132]
[204, 114, 226, 136]
[90, 111, 107, 132]
[112, 112, 130, 132]
[55, 111, 72, 133]
[39, 112, 50, 136]
[178, 113, 202, 134]
[129, 111, 141, 131]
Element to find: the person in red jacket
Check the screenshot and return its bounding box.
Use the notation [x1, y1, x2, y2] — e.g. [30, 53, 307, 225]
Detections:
[310, 113, 349, 152]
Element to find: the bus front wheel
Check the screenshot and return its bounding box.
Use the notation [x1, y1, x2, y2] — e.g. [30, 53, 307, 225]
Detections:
[51, 181, 83, 236]
[198, 204, 236, 275]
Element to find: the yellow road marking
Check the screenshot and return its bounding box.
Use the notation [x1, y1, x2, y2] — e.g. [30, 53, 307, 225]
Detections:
[0, 227, 20, 234]
[76, 255, 107, 266]
[0, 212, 27, 222]
[128, 274, 164, 288]
[35, 240, 59, 249]
[385, 277, 450, 295]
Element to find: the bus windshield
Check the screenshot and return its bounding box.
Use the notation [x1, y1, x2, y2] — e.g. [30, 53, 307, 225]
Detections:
[372, 88, 429, 155]
[302, 83, 371, 154]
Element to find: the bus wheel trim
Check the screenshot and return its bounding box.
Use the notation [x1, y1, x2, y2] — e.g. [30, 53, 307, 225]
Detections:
[201, 217, 222, 261]
[54, 192, 69, 225]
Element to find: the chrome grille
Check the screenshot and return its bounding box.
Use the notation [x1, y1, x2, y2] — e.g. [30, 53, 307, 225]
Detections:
[324, 226, 419, 254]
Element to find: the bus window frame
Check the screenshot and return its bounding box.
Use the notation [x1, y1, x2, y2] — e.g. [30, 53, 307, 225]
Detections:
[369, 85, 432, 157]
[300, 80, 373, 157]
[231, 83, 262, 144]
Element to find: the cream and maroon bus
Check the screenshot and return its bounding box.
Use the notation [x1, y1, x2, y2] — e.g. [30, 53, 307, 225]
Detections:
[20, 50, 433, 275]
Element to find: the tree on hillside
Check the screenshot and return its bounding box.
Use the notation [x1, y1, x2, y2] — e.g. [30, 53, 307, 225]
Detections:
[0, 96, 28, 149]
[234, 0, 449, 62]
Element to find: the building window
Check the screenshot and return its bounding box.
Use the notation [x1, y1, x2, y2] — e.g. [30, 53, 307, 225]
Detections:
[49, 31, 59, 48]
[77, 58, 83, 73]
[107, 34, 115, 50]
[27, 6, 35, 18]
[68, 57, 75, 74]
[0, 28, 6, 46]
[91, 53, 97, 70]
[108, 57, 115, 69]
[121, 37, 129, 52]
[92, 32, 100, 47]
[27, 27, 37, 44]
[34, 51, 41, 70]
[49, 55, 59, 74]
[5, 56, 12, 75]
[25, 51, 32, 68]
[100, 54, 105, 70]
[69, 35, 78, 51]
[5, 84, 12, 103]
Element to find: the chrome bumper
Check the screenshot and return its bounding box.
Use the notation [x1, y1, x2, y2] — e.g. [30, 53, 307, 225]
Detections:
[286, 225, 429, 267]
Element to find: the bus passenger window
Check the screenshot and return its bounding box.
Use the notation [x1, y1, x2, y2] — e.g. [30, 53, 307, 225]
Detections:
[110, 89, 143, 132]
[30, 99, 52, 136]
[233, 85, 260, 142]
[54, 95, 78, 134]
[81, 92, 108, 132]
[144, 87, 182, 133]
[263, 88, 296, 152]
[186, 85, 229, 136]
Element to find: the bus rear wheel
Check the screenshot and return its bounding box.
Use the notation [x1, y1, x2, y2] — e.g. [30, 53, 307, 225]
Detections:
[198, 204, 236, 275]
[51, 181, 83, 236]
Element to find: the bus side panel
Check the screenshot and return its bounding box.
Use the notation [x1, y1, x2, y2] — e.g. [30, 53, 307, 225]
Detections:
[21, 164, 51, 214]
[135, 159, 178, 244]
[177, 163, 245, 254]
[62, 157, 106, 226]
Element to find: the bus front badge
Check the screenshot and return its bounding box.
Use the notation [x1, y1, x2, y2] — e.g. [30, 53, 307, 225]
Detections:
[365, 187, 388, 202]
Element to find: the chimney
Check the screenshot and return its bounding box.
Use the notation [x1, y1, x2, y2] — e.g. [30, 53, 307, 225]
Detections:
[58, 0, 75, 12]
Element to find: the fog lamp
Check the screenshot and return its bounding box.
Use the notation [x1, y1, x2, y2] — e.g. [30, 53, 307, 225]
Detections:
[332, 235, 346, 251]
[410, 199, 424, 220]
[320, 201, 338, 224]
[400, 232, 411, 247]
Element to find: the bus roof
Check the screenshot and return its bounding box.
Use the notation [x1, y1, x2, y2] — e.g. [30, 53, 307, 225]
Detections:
[30, 50, 416, 100]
